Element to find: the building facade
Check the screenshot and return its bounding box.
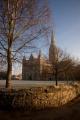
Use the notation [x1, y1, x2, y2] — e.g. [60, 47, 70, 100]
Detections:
[22, 32, 57, 80]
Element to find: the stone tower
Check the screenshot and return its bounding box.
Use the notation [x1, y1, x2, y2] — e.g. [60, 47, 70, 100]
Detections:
[49, 31, 57, 63]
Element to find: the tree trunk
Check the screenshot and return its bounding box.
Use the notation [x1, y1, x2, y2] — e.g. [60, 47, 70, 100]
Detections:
[6, 47, 12, 89]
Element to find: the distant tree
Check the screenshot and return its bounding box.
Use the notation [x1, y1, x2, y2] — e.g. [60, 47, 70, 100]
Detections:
[73, 64, 80, 81]
[60, 56, 75, 83]
[51, 48, 75, 86]
[0, 0, 50, 88]
[0, 56, 7, 72]
[0, 71, 7, 80]
[0, 54, 7, 80]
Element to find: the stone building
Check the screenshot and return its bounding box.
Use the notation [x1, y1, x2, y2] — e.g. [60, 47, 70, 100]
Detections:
[22, 32, 57, 80]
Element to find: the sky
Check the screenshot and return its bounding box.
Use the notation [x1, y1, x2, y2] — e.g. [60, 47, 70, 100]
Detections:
[13, 0, 80, 75]
[49, 0, 80, 59]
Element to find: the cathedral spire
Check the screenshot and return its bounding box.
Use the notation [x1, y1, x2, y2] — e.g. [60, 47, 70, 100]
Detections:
[49, 31, 57, 63]
[29, 53, 34, 60]
[23, 56, 26, 61]
[51, 31, 56, 46]
[38, 49, 42, 59]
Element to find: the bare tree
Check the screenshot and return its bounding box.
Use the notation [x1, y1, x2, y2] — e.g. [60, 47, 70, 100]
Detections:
[52, 48, 75, 86]
[74, 63, 80, 83]
[0, 0, 50, 88]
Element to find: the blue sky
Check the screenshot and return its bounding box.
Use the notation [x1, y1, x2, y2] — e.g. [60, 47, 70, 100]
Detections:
[49, 0, 80, 58]
[13, 0, 80, 74]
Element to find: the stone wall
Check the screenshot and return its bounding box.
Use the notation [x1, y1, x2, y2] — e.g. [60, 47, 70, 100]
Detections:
[0, 84, 80, 110]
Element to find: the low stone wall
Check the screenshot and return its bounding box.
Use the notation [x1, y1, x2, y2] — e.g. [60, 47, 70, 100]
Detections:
[0, 84, 80, 110]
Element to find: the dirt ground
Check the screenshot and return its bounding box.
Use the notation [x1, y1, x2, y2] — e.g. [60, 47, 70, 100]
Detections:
[0, 95, 80, 120]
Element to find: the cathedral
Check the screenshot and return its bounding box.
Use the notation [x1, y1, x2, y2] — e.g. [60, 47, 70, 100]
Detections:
[22, 32, 57, 80]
